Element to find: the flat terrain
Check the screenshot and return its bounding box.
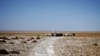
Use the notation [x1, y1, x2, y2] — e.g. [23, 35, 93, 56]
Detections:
[0, 31, 100, 56]
[54, 37, 100, 56]
[0, 31, 100, 37]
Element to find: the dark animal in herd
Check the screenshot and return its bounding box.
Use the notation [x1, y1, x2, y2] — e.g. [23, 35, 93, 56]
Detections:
[51, 33, 75, 37]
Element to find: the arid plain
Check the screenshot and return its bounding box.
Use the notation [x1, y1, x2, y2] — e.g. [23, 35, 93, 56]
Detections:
[0, 31, 100, 56]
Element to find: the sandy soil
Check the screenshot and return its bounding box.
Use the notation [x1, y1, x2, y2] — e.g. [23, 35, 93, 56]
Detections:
[29, 37, 63, 56]
[0, 32, 100, 56]
[54, 37, 100, 56]
[0, 36, 46, 56]
[0, 36, 100, 56]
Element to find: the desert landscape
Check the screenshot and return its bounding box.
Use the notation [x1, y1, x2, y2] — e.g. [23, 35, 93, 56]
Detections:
[0, 0, 100, 56]
[0, 31, 100, 56]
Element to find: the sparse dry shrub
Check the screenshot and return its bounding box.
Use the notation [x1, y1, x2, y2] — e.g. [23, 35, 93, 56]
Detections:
[0, 36, 9, 40]
[27, 37, 34, 41]
[36, 37, 40, 39]
[35, 35, 41, 39]
[9, 51, 20, 54]
[33, 40, 37, 43]
[31, 37, 34, 39]
[11, 36, 19, 40]
[0, 39, 6, 43]
[14, 37, 19, 39]
[9, 42, 14, 44]
[21, 41, 27, 43]
[20, 37, 24, 39]
[36, 36, 40, 39]
[27, 39, 30, 41]
[73, 33, 75, 36]
[93, 43, 98, 46]
[0, 49, 9, 54]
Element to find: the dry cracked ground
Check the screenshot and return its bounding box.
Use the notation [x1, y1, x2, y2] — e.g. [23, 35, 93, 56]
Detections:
[0, 36, 100, 56]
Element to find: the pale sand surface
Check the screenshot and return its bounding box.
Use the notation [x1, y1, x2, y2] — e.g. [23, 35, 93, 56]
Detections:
[29, 37, 64, 56]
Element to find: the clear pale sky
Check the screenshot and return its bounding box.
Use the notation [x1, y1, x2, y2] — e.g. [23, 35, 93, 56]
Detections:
[0, 0, 100, 31]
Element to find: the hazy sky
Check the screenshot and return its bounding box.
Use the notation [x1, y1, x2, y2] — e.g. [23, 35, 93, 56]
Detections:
[0, 0, 100, 31]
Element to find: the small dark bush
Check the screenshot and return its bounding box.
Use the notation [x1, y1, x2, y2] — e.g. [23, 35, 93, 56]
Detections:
[72, 33, 75, 36]
[15, 37, 19, 39]
[27, 37, 34, 41]
[0, 49, 9, 54]
[21, 41, 27, 43]
[31, 37, 34, 39]
[20, 37, 24, 39]
[27, 39, 30, 41]
[36, 37, 40, 39]
[9, 51, 20, 54]
[46, 35, 51, 36]
[93, 43, 98, 46]
[0, 40, 6, 43]
[12, 37, 19, 40]
[33, 40, 37, 43]
[0, 36, 9, 40]
[9, 42, 14, 44]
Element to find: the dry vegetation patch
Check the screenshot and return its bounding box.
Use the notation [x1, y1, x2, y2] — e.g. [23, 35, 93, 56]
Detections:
[0, 35, 46, 56]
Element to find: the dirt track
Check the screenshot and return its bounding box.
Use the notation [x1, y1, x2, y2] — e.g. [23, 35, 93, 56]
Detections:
[29, 37, 63, 56]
